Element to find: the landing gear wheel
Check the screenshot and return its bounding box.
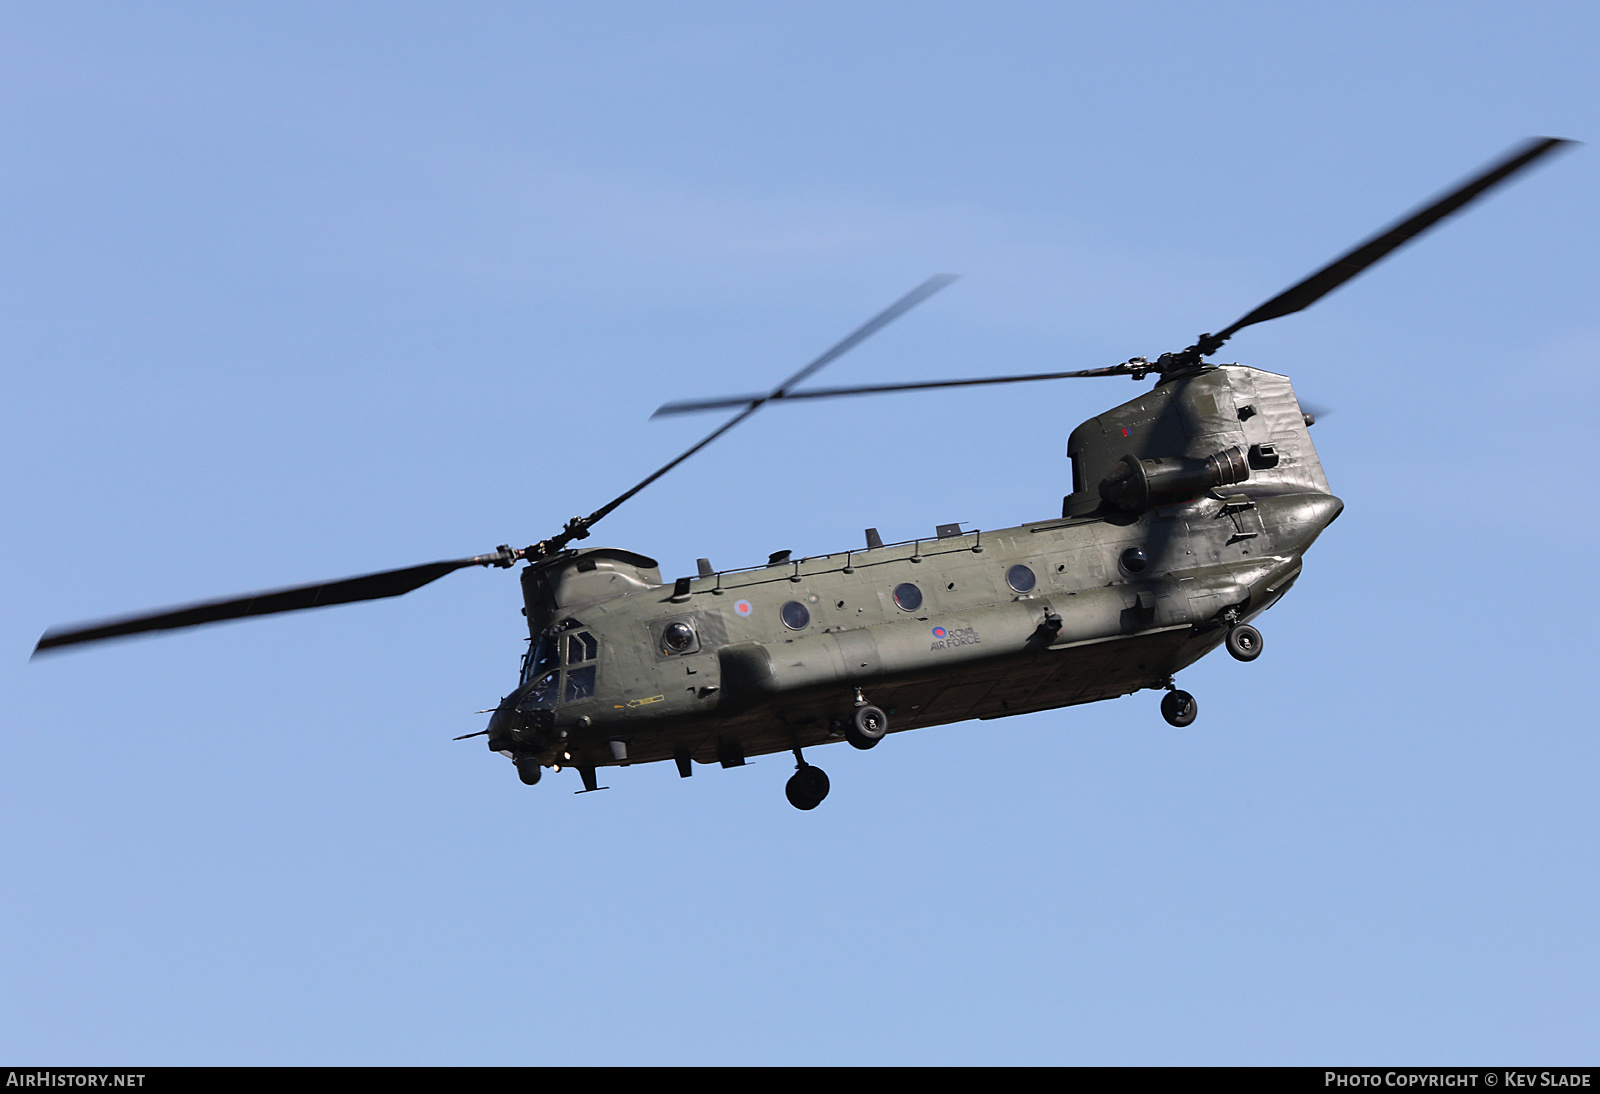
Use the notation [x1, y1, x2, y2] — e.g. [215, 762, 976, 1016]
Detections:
[845, 704, 888, 750]
[1226, 623, 1263, 662]
[785, 765, 830, 810]
[514, 755, 543, 786]
[1161, 690, 1198, 727]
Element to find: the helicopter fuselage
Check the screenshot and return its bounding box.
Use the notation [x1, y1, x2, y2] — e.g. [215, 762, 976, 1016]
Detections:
[487, 364, 1342, 783]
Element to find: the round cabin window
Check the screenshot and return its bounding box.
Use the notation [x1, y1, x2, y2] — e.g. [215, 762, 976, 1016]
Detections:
[662, 621, 696, 653]
[892, 583, 923, 612]
[1006, 564, 1037, 593]
[780, 601, 811, 630]
[1120, 546, 1149, 575]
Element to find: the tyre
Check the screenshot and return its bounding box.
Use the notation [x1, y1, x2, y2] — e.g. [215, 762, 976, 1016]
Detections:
[1161, 689, 1198, 727]
[1225, 623, 1263, 662]
[785, 765, 831, 810]
[845, 704, 888, 750]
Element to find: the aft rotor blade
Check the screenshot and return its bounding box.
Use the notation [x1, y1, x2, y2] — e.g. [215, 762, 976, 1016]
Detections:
[546, 276, 958, 551]
[1208, 137, 1574, 349]
[653, 364, 1136, 416]
[33, 548, 518, 655]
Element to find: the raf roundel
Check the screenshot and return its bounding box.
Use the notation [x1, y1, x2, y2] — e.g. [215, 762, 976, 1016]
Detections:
[932, 627, 947, 639]
[734, 599, 753, 617]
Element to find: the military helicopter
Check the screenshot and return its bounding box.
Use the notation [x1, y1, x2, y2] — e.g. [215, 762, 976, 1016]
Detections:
[35, 137, 1572, 810]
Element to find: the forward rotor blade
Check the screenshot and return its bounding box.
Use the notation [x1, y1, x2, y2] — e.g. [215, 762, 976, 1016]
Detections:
[653, 364, 1136, 416]
[1208, 137, 1574, 349]
[33, 549, 517, 655]
[34, 281, 958, 654]
[545, 276, 958, 552]
[773, 274, 957, 395]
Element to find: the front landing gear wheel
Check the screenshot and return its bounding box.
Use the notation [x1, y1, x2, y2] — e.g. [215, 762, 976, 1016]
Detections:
[785, 765, 831, 810]
[1226, 623, 1263, 662]
[514, 755, 543, 785]
[845, 704, 888, 750]
[1161, 690, 1198, 727]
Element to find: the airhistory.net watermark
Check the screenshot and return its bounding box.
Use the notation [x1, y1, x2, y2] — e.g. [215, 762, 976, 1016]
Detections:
[5, 1074, 145, 1088]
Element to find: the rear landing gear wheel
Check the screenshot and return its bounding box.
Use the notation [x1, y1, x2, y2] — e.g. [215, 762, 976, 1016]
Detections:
[845, 704, 888, 750]
[785, 764, 830, 810]
[514, 755, 542, 785]
[1226, 623, 1263, 662]
[1161, 690, 1198, 727]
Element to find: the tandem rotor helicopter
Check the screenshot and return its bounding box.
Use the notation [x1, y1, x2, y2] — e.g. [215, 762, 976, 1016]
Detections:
[36, 137, 1573, 810]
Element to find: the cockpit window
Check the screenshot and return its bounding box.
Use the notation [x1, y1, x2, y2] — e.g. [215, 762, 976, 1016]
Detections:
[566, 631, 598, 665]
[521, 619, 598, 705]
[565, 665, 597, 702]
[523, 632, 559, 684]
[558, 627, 599, 702]
[520, 669, 559, 710]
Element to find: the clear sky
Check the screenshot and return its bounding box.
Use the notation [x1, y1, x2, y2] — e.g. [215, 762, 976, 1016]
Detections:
[3, 2, 1596, 1065]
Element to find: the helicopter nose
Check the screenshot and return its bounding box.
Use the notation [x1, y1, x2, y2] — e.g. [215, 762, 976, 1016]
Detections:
[485, 703, 513, 740]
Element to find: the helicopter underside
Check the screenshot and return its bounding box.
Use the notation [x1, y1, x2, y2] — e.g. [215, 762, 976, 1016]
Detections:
[569, 620, 1233, 772]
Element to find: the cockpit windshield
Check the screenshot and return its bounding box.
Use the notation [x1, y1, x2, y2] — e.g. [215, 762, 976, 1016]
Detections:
[518, 619, 599, 708]
[521, 667, 559, 710]
[522, 632, 558, 684]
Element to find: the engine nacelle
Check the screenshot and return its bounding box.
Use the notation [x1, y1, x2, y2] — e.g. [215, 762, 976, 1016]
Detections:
[1098, 445, 1248, 512]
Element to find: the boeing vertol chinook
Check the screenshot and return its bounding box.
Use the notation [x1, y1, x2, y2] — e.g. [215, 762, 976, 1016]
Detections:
[34, 137, 1573, 810]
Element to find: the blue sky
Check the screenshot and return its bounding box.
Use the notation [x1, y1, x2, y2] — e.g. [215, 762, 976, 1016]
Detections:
[3, 2, 1597, 1064]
